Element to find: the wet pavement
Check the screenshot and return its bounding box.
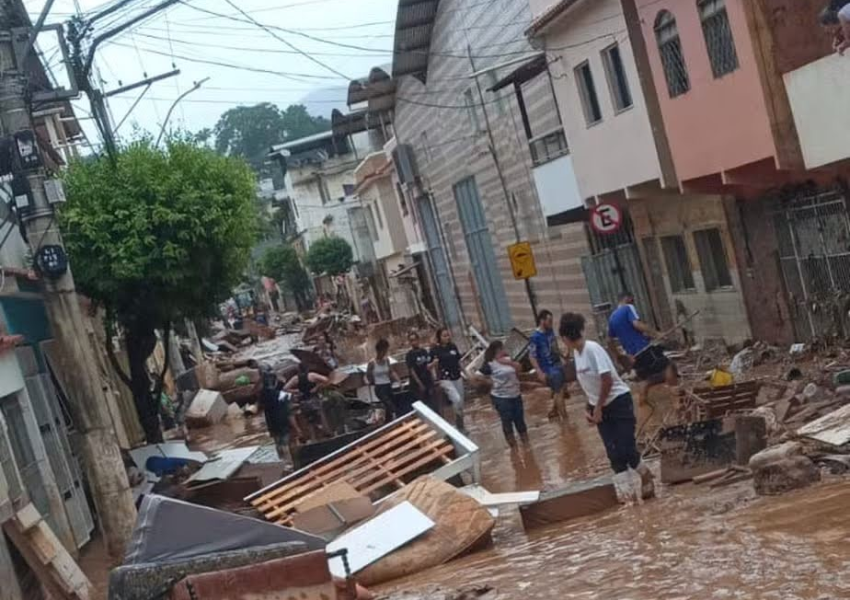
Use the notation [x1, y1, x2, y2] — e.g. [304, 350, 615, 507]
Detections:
[377, 388, 850, 600]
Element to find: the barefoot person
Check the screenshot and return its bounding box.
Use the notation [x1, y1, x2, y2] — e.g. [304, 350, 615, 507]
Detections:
[607, 292, 677, 406]
[559, 312, 654, 502]
[431, 327, 466, 431]
[479, 340, 528, 448]
[529, 310, 568, 419]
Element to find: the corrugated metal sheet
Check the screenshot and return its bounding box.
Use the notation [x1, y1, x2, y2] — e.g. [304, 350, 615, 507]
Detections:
[392, 0, 441, 81]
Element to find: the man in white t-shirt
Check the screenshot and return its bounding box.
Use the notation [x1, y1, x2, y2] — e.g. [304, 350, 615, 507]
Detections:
[559, 311, 654, 501]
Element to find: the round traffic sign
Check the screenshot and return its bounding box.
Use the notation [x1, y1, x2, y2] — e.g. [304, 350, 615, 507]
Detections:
[589, 203, 623, 235]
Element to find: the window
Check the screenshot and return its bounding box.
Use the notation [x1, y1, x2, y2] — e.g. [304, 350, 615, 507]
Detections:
[575, 61, 603, 125]
[661, 235, 696, 293]
[366, 206, 379, 241]
[373, 200, 384, 230]
[693, 228, 733, 291]
[317, 176, 331, 205]
[396, 182, 409, 217]
[529, 129, 569, 166]
[342, 184, 356, 197]
[464, 89, 484, 133]
[699, 0, 739, 78]
[601, 43, 633, 112]
[655, 11, 690, 97]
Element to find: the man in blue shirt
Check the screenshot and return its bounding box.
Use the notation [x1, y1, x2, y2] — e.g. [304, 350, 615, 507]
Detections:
[607, 292, 677, 406]
[529, 310, 568, 420]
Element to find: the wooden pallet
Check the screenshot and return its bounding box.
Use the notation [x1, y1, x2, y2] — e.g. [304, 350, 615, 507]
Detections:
[681, 380, 760, 421]
[3, 504, 92, 600]
[248, 411, 457, 525]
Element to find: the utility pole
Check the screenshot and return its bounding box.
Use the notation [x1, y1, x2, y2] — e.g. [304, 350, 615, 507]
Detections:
[0, 0, 136, 556]
[467, 46, 539, 322]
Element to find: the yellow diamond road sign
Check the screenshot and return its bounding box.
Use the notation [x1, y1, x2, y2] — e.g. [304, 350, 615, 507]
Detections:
[508, 242, 537, 280]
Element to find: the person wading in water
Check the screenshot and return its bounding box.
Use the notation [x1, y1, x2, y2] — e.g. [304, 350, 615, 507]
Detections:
[559, 311, 655, 503]
[478, 340, 528, 448]
[431, 327, 466, 432]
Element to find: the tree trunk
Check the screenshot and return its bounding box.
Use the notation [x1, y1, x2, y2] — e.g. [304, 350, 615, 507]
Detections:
[125, 323, 164, 444]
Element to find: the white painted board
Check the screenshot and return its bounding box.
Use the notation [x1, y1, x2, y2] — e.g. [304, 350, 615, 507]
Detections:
[326, 501, 434, 578]
[129, 442, 208, 482]
[459, 485, 540, 507]
[797, 404, 850, 447]
[186, 446, 259, 484]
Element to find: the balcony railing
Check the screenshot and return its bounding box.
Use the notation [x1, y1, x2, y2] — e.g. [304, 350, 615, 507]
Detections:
[529, 128, 569, 167]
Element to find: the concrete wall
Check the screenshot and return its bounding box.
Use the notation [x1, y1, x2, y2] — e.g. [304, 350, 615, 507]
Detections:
[630, 194, 752, 344]
[784, 53, 850, 169]
[636, 0, 777, 183]
[535, 0, 665, 199]
[759, 0, 832, 74]
[288, 164, 363, 260]
[392, 0, 593, 333]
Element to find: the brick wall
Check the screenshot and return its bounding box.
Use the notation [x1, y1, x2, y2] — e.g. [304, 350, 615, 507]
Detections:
[393, 0, 593, 335]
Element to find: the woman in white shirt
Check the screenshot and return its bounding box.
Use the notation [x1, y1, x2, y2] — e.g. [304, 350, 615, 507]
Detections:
[558, 312, 654, 501]
[367, 338, 400, 421]
[478, 340, 528, 448]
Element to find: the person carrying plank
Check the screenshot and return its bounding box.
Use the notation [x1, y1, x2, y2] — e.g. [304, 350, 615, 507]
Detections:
[607, 292, 678, 407]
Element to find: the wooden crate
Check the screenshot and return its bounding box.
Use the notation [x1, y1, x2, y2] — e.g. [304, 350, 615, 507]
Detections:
[245, 402, 479, 526]
[682, 380, 760, 421]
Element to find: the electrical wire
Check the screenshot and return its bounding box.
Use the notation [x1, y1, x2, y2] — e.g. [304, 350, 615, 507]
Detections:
[220, 0, 351, 80]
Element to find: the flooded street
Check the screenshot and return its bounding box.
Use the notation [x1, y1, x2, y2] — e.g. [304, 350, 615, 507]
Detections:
[377, 389, 850, 600]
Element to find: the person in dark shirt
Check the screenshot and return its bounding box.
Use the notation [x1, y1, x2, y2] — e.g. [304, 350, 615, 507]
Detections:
[406, 331, 436, 411]
[261, 364, 301, 468]
[430, 327, 466, 431]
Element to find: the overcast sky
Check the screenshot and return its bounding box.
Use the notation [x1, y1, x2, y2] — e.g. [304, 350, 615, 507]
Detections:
[23, 0, 399, 151]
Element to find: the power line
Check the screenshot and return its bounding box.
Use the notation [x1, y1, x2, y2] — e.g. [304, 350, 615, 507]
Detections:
[219, 0, 351, 80]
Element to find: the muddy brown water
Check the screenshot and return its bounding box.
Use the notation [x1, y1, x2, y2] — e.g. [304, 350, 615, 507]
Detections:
[80, 377, 850, 600]
[374, 390, 850, 600]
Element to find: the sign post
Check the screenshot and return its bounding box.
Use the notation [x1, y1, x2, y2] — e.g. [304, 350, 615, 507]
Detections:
[508, 241, 538, 280]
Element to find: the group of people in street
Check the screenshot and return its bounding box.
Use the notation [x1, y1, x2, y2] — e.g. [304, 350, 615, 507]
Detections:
[367, 327, 466, 431]
[263, 290, 677, 503]
[472, 292, 678, 502]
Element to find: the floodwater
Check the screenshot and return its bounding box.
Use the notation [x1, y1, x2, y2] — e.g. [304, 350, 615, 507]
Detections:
[377, 389, 850, 600]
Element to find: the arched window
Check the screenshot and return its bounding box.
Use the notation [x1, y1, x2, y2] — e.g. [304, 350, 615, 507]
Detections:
[698, 0, 739, 78]
[655, 11, 690, 98]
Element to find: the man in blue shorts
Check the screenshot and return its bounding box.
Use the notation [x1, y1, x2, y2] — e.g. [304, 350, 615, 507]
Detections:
[607, 292, 677, 406]
[529, 310, 568, 420]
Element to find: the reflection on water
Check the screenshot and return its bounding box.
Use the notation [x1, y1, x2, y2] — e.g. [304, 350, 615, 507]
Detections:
[379, 388, 850, 600]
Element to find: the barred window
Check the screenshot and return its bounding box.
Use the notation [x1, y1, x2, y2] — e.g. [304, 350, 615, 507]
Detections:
[699, 0, 739, 78]
[655, 11, 690, 98]
[661, 235, 696, 293]
[693, 228, 733, 291]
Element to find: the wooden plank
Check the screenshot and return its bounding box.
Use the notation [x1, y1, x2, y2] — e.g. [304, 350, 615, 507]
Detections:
[519, 476, 618, 531]
[253, 419, 427, 509]
[293, 481, 361, 513]
[3, 504, 92, 600]
[361, 444, 454, 494]
[350, 436, 451, 490]
[262, 427, 445, 521]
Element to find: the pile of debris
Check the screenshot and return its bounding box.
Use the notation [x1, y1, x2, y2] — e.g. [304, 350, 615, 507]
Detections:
[108, 403, 517, 600]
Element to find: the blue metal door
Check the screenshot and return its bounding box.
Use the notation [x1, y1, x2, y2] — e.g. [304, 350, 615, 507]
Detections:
[453, 177, 513, 335]
[417, 195, 461, 329]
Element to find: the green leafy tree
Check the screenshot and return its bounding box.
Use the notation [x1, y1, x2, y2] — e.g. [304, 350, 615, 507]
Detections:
[260, 246, 312, 310]
[305, 236, 354, 276]
[212, 103, 330, 171]
[61, 139, 258, 442]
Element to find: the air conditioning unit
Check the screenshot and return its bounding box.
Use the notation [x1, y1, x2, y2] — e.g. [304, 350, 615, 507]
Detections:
[392, 144, 419, 185]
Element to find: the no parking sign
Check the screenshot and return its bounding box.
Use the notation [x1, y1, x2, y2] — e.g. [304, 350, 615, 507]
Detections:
[589, 203, 623, 236]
